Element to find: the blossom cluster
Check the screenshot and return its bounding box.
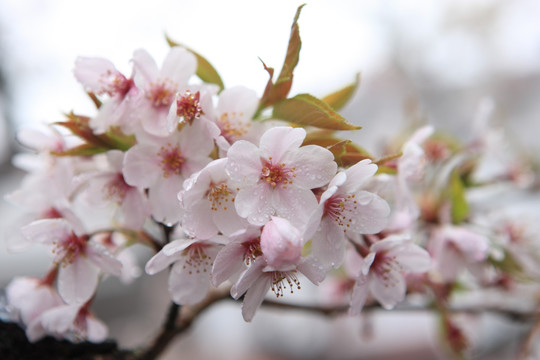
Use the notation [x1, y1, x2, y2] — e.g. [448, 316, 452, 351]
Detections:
[2, 7, 539, 354]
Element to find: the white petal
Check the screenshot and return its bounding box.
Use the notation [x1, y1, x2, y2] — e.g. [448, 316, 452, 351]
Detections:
[235, 184, 274, 226]
[40, 304, 79, 334]
[168, 260, 210, 305]
[58, 257, 100, 305]
[160, 47, 197, 85]
[311, 218, 346, 269]
[123, 144, 161, 188]
[86, 241, 123, 276]
[20, 219, 72, 245]
[371, 270, 406, 310]
[259, 127, 305, 162]
[132, 49, 159, 88]
[349, 272, 369, 315]
[390, 242, 432, 273]
[297, 257, 326, 284]
[344, 191, 390, 234]
[149, 176, 184, 226]
[86, 315, 109, 343]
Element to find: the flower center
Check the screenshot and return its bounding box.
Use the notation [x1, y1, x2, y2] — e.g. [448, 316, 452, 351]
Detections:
[242, 238, 262, 265]
[260, 157, 295, 189]
[104, 173, 130, 202]
[147, 80, 176, 108]
[270, 271, 301, 297]
[208, 183, 234, 211]
[218, 112, 250, 142]
[324, 194, 358, 232]
[101, 71, 132, 97]
[371, 252, 403, 287]
[157, 143, 184, 178]
[182, 243, 211, 275]
[53, 233, 88, 266]
[176, 90, 203, 125]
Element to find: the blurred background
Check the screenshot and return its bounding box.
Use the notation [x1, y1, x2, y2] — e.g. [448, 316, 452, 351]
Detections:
[1, 0, 540, 359]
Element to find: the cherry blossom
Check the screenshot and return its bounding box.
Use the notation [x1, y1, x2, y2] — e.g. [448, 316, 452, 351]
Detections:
[123, 119, 215, 225]
[20, 218, 122, 305]
[306, 159, 391, 269]
[78, 150, 150, 229]
[179, 158, 249, 239]
[74, 56, 137, 134]
[5, 275, 64, 342]
[429, 224, 489, 282]
[145, 229, 224, 305]
[230, 217, 325, 321]
[131, 47, 197, 137]
[39, 302, 108, 343]
[350, 234, 431, 314]
[226, 126, 337, 227]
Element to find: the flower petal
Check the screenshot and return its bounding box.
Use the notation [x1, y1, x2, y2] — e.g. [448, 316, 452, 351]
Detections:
[168, 260, 210, 305]
[86, 241, 123, 276]
[241, 275, 271, 322]
[58, 257, 99, 305]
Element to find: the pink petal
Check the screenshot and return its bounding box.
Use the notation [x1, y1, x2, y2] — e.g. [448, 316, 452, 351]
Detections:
[286, 145, 337, 189]
[149, 176, 184, 226]
[20, 218, 72, 245]
[212, 242, 246, 286]
[296, 257, 326, 284]
[349, 272, 369, 315]
[339, 159, 378, 194]
[160, 47, 196, 85]
[231, 257, 266, 299]
[343, 191, 390, 234]
[259, 127, 305, 162]
[123, 144, 161, 188]
[58, 257, 100, 305]
[241, 275, 272, 322]
[271, 186, 318, 228]
[73, 57, 118, 94]
[216, 86, 258, 119]
[311, 218, 346, 269]
[86, 241, 123, 276]
[132, 49, 159, 88]
[226, 140, 262, 185]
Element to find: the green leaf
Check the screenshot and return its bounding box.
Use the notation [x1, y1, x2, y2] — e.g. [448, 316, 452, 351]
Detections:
[448, 170, 469, 224]
[322, 73, 361, 111]
[272, 93, 362, 130]
[52, 143, 109, 157]
[166, 35, 224, 91]
[257, 4, 305, 114]
[303, 131, 371, 166]
[489, 250, 528, 280]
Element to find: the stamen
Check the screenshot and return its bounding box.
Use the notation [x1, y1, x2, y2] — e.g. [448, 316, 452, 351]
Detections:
[157, 143, 184, 178]
[176, 90, 203, 125]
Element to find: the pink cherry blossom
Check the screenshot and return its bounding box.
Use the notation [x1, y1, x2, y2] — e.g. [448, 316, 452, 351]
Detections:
[5, 275, 64, 342]
[131, 47, 197, 137]
[350, 234, 431, 314]
[145, 229, 224, 305]
[39, 302, 108, 343]
[123, 119, 215, 225]
[306, 159, 390, 269]
[226, 126, 337, 227]
[230, 217, 325, 321]
[74, 56, 137, 134]
[78, 150, 150, 229]
[179, 158, 249, 239]
[20, 218, 122, 305]
[429, 224, 489, 282]
[387, 126, 434, 232]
